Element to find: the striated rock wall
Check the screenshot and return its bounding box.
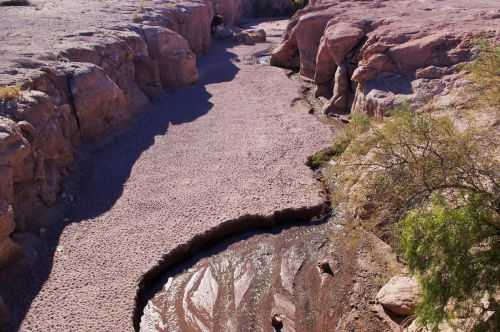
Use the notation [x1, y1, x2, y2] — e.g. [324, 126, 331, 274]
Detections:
[271, 0, 500, 116]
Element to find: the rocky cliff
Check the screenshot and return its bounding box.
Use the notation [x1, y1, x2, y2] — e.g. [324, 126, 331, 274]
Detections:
[271, 0, 500, 116]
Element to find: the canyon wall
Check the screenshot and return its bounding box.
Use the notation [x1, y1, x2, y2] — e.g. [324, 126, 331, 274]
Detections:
[0, 0, 289, 270]
[271, 0, 500, 116]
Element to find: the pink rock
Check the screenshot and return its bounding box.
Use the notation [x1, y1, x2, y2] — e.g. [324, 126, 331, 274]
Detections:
[280, 246, 306, 295]
[388, 33, 461, 71]
[322, 22, 366, 66]
[69, 63, 128, 142]
[376, 276, 421, 316]
[143, 26, 199, 90]
[0, 201, 21, 268]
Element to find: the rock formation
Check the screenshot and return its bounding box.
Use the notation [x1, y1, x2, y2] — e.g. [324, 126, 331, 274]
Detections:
[271, 0, 500, 116]
[0, 0, 287, 270]
[377, 276, 421, 316]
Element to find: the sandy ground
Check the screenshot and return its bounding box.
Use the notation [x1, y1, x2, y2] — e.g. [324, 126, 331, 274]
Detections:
[8, 20, 333, 331]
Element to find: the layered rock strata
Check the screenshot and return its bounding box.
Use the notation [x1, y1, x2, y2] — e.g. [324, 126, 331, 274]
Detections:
[271, 0, 500, 116]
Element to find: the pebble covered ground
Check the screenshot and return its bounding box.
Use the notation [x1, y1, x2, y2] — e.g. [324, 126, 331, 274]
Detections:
[14, 20, 334, 331]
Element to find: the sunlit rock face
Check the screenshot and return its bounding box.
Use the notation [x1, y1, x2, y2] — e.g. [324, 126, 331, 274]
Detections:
[271, 0, 500, 116]
[140, 221, 400, 332]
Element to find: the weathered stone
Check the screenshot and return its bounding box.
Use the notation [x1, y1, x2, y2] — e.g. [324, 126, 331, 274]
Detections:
[271, 0, 499, 116]
[280, 246, 306, 295]
[68, 64, 129, 142]
[323, 62, 350, 114]
[377, 276, 421, 316]
[0, 201, 22, 268]
[143, 26, 198, 90]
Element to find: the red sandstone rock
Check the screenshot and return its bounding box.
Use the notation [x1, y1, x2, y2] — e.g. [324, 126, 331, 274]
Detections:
[271, 0, 500, 115]
[142, 26, 199, 89]
[0, 201, 21, 268]
[69, 64, 129, 142]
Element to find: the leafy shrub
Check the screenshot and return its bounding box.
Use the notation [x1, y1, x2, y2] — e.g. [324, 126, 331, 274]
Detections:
[291, 0, 308, 12]
[340, 108, 498, 216]
[401, 194, 500, 331]
[307, 113, 371, 169]
[332, 107, 499, 329]
[467, 40, 500, 108]
[0, 86, 21, 101]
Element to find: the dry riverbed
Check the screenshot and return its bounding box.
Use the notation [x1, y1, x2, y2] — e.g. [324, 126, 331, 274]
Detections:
[2, 20, 336, 331]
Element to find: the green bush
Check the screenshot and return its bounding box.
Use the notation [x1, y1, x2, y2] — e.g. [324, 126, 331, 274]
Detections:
[307, 113, 371, 169]
[401, 195, 500, 331]
[342, 109, 498, 215]
[467, 40, 500, 108]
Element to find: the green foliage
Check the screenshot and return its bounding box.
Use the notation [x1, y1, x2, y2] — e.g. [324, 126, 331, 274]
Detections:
[307, 114, 371, 169]
[467, 40, 500, 108]
[0, 86, 21, 102]
[307, 148, 336, 169]
[332, 107, 500, 328]
[291, 0, 308, 12]
[332, 113, 371, 156]
[343, 108, 499, 214]
[401, 195, 500, 331]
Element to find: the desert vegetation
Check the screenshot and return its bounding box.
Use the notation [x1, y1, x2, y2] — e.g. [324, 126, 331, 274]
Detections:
[321, 42, 500, 331]
[0, 86, 21, 101]
[467, 40, 500, 108]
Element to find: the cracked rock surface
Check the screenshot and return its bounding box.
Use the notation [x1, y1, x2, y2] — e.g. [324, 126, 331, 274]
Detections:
[271, 0, 500, 116]
[140, 219, 404, 332]
[2, 20, 333, 331]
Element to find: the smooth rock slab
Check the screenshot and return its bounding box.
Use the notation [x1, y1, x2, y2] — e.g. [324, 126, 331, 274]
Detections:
[377, 276, 421, 316]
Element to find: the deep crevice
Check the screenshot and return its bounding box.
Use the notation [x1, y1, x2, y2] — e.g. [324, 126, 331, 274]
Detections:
[64, 73, 82, 133]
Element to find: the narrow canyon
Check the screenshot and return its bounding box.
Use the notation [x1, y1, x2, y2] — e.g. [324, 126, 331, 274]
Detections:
[0, 1, 499, 332]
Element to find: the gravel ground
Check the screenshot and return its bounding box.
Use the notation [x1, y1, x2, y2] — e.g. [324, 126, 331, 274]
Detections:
[13, 20, 333, 331]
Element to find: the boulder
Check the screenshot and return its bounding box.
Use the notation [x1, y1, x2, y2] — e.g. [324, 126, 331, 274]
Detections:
[271, 11, 334, 77]
[0, 117, 34, 185]
[67, 63, 129, 142]
[323, 62, 350, 114]
[142, 26, 198, 90]
[235, 28, 266, 45]
[133, 55, 163, 98]
[321, 22, 366, 66]
[169, 1, 214, 55]
[271, 0, 498, 116]
[377, 276, 421, 316]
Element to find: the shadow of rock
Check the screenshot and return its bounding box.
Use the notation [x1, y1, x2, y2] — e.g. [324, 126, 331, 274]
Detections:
[0, 39, 239, 332]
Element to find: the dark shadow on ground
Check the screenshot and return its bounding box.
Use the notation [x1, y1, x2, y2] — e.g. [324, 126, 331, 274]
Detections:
[0, 39, 240, 332]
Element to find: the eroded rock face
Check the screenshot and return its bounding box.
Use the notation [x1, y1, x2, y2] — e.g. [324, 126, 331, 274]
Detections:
[0, 202, 21, 268]
[271, 0, 500, 116]
[142, 26, 199, 89]
[140, 222, 403, 332]
[0, 0, 256, 271]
